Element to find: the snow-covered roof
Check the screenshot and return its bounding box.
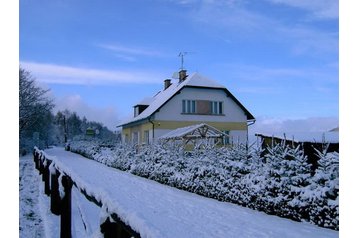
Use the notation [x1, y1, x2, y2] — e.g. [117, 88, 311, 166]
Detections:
[159, 123, 229, 140]
[119, 72, 253, 127]
[255, 131, 339, 143]
[135, 96, 155, 106]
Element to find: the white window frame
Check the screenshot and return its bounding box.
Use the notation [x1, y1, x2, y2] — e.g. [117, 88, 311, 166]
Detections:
[182, 100, 196, 114]
[210, 101, 223, 115]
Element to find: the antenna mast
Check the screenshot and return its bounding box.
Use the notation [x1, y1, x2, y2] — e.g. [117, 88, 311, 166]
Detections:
[178, 52, 188, 70]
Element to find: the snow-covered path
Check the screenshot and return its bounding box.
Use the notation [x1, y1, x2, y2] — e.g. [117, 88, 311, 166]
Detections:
[42, 147, 338, 238]
[19, 154, 45, 237]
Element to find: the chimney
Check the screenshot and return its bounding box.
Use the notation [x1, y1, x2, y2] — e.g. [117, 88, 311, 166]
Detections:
[164, 79, 171, 90]
[179, 69, 187, 83]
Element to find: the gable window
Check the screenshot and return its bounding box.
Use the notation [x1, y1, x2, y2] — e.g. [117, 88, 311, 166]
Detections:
[182, 100, 223, 115]
[182, 100, 196, 114]
[211, 101, 223, 115]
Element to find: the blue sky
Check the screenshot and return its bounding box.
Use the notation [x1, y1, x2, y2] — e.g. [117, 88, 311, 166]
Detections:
[19, 0, 339, 132]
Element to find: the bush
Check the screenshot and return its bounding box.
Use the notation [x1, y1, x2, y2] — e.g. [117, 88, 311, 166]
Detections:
[69, 139, 339, 230]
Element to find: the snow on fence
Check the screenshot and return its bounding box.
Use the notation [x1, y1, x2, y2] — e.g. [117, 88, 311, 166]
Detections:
[33, 145, 339, 238]
[33, 147, 140, 238]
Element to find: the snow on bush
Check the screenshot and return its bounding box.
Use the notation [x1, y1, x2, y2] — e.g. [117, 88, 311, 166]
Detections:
[69, 139, 339, 230]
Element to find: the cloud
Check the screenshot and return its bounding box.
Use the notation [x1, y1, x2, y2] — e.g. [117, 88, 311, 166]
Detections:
[220, 62, 338, 88]
[250, 116, 339, 135]
[184, 0, 337, 56]
[277, 26, 338, 56]
[98, 43, 165, 57]
[20, 61, 165, 85]
[97, 43, 169, 62]
[265, 0, 338, 19]
[225, 63, 305, 82]
[54, 94, 121, 130]
[192, 1, 273, 32]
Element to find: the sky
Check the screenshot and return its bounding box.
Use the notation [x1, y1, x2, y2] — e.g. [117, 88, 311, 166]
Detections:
[19, 0, 339, 133]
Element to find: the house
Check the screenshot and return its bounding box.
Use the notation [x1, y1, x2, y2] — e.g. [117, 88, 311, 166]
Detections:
[118, 69, 255, 145]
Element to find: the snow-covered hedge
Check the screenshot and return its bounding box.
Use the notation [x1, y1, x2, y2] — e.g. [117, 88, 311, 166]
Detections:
[69, 139, 339, 230]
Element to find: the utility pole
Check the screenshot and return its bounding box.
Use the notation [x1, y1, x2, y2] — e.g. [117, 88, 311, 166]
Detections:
[63, 115, 68, 143]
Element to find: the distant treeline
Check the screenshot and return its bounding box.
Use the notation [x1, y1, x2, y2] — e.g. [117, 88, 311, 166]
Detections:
[19, 67, 115, 155]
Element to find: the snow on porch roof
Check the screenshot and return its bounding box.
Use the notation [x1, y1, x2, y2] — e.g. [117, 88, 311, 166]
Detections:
[159, 123, 229, 140]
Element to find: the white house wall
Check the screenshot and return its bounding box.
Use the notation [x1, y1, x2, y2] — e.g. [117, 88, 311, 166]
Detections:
[230, 130, 248, 144]
[154, 87, 247, 122]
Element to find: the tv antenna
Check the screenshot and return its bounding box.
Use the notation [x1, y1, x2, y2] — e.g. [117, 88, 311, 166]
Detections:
[178, 51, 194, 70]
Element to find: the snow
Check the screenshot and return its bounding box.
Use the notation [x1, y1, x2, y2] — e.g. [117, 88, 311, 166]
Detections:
[22, 146, 339, 238]
[255, 131, 339, 143]
[19, 154, 45, 237]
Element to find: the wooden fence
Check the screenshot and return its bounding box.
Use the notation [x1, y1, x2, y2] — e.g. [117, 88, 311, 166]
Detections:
[33, 148, 141, 238]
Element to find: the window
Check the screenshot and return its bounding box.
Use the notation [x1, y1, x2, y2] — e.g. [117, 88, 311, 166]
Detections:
[144, 130, 150, 144]
[134, 106, 139, 117]
[211, 101, 223, 115]
[182, 100, 196, 114]
[132, 132, 139, 144]
[222, 130, 230, 145]
[182, 100, 223, 115]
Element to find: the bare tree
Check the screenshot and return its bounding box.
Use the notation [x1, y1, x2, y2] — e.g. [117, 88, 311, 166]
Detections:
[19, 67, 54, 133]
[19, 67, 55, 154]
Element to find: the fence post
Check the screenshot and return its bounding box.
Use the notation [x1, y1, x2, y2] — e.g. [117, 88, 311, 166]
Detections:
[100, 216, 136, 238]
[60, 175, 73, 238]
[50, 169, 61, 215]
[35, 152, 40, 171]
[101, 217, 122, 238]
[44, 160, 52, 196]
[41, 158, 47, 182]
[33, 149, 38, 169]
[38, 155, 44, 175]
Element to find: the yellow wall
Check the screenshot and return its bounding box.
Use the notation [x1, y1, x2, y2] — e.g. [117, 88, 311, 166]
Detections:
[122, 122, 153, 144]
[152, 120, 247, 131]
[123, 120, 247, 143]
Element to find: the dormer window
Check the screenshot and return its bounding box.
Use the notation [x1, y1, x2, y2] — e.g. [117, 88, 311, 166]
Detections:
[134, 104, 149, 117]
[134, 106, 139, 117]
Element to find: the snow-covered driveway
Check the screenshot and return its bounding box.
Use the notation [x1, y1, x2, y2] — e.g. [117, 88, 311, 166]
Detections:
[43, 147, 338, 238]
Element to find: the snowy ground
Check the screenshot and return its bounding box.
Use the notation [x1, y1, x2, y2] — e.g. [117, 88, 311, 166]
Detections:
[19, 154, 46, 237]
[20, 147, 339, 237]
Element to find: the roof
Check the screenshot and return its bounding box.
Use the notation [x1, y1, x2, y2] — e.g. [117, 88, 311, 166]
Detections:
[135, 97, 155, 106]
[159, 123, 229, 140]
[119, 72, 255, 127]
[255, 131, 339, 143]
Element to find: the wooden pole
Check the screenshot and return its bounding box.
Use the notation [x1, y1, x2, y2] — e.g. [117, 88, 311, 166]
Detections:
[50, 169, 61, 215]
[34, 151, 39, 170]
[33, 150, 37, 167]
[41, 158, 46, 181]
[39, 155, 44, 176]
[60, 175, 73, 238]
[44, 160, 52, 196]
[100, 215, 140, 238]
